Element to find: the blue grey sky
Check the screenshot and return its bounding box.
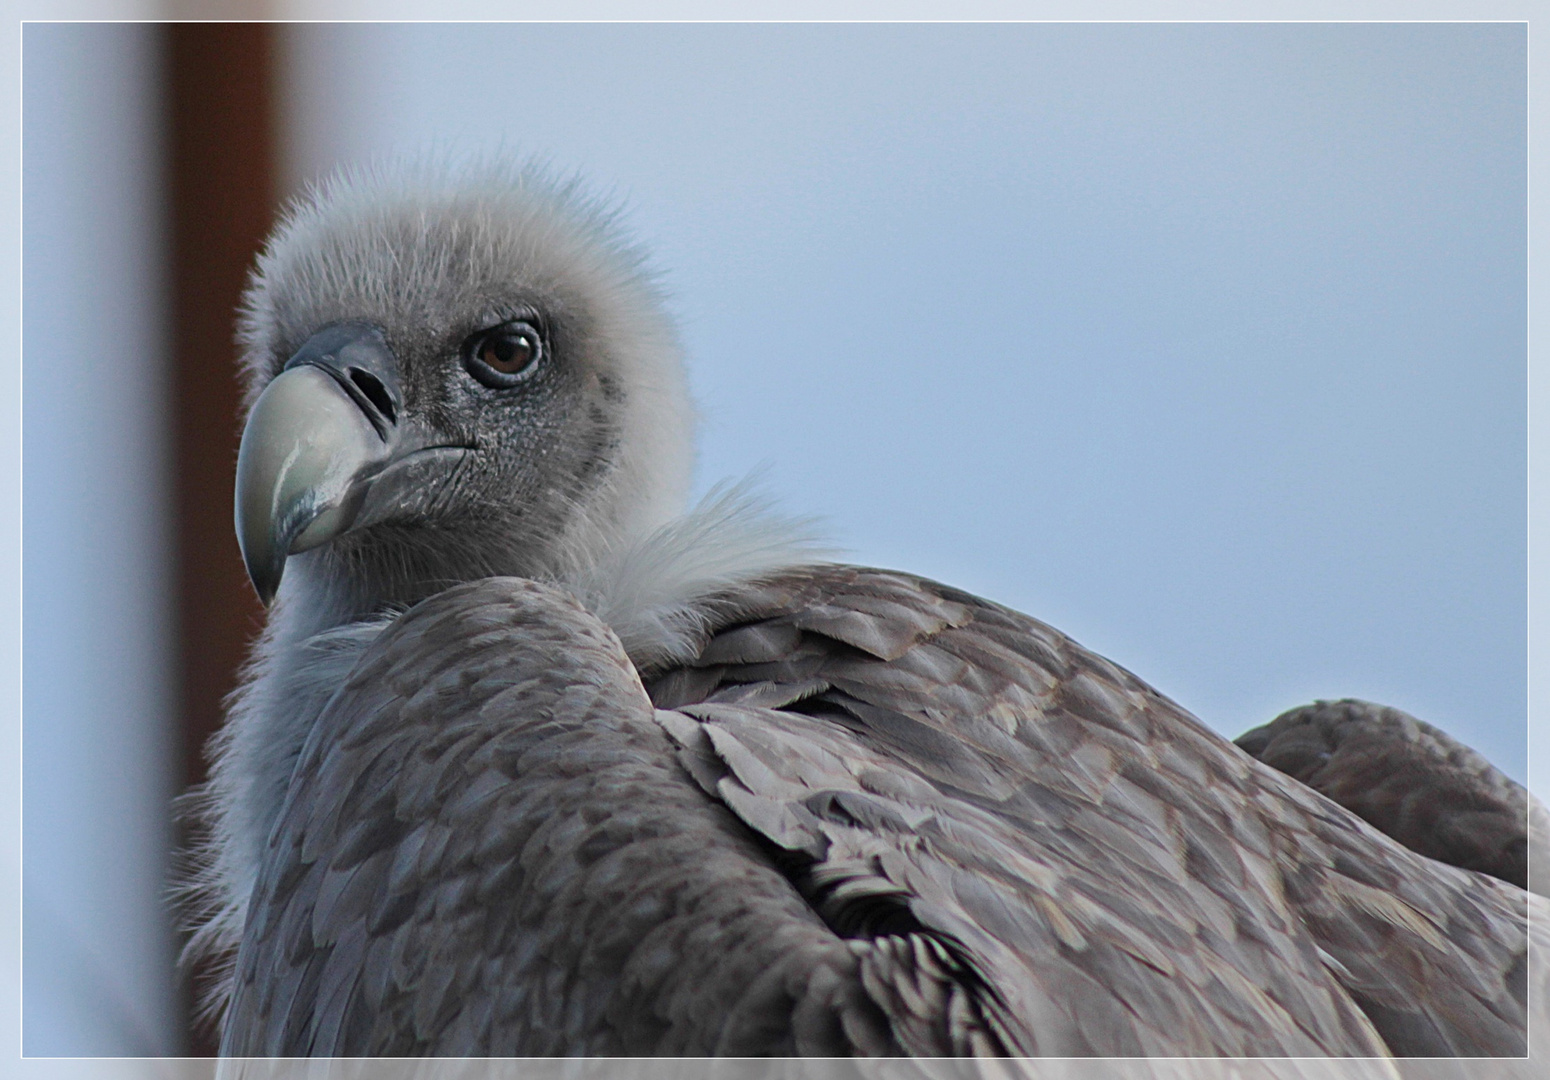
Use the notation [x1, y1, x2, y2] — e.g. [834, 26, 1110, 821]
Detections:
[286, 22, 1526, 780]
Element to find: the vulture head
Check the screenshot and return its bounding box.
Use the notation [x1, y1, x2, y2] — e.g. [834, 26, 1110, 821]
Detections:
[234, 161, 698, 629]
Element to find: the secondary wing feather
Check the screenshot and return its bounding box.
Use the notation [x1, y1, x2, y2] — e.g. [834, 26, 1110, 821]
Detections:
[644, 565, 1532, 1058]
[223, 566, 1534, 1058]
[225, 579, 897, 1055]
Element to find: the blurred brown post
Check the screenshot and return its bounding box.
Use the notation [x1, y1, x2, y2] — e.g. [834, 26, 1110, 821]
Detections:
[165, 22, 276, 1054]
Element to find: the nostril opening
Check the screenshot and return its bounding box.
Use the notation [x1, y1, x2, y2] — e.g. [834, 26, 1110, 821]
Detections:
[348, 368, 397, 425]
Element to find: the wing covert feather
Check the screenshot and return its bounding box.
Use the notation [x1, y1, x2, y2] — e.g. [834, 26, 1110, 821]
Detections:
[224, 566, 1534, 1058]
[644, 565, 1532, 1058]
[1235, 699, 1533, 892]
[225, 579, 905, 1055]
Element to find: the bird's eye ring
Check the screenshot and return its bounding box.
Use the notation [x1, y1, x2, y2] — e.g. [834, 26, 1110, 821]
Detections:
[463, 322, 543, 388]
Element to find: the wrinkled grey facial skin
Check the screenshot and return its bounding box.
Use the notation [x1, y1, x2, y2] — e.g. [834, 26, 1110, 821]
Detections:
[271, 290, 621, 628]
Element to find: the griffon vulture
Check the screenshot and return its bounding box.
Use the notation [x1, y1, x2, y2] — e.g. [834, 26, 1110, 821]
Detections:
[184, 159, 1544, 1059]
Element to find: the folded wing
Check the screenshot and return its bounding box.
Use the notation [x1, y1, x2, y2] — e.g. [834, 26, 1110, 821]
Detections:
[222, 568, 1533, 1057]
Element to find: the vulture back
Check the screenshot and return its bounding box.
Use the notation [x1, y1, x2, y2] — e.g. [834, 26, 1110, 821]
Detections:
[221, 568, 1537, 1058]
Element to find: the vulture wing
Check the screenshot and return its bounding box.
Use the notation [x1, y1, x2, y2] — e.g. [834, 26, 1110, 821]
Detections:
[223, 579, 902, 1055]
[222, 569, 1533, 1057]
[647, 566, 1532, 1058]
[1235, 699, 1534, 894]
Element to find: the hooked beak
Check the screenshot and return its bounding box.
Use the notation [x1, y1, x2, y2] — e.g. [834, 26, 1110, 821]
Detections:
[234, 322, 468, 605]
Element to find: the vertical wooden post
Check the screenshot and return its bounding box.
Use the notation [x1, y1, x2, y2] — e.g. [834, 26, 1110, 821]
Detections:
[165, 22, 276, 1054]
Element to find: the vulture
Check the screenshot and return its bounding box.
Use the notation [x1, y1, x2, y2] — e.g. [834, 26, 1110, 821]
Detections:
[184, 158, 1546, 1062]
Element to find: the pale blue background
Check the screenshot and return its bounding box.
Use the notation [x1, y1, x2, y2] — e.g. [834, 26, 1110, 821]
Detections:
[23, 23, 177, 1057]
[286, 22, 1527, 772]
[20, 21, 1527, 1056]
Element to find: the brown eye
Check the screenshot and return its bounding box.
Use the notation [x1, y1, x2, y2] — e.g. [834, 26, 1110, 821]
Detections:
[463, 321, 544, 388]
[481, 333, 533, 373]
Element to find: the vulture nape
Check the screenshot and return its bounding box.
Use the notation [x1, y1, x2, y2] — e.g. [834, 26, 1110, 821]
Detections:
[183, 159, 1546, 1065]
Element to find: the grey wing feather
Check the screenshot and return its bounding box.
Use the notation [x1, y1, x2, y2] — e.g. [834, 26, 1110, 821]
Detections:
[225, 566, 1534, 1058]
[1235, 699, 1533, 891]
[656, 700, 1377, 1057]
[643, 565, 1532, 1058]
[224, 578, 901, 1055]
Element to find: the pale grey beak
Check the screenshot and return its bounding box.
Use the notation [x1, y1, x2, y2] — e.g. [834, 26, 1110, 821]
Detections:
[234, 323, 404, 605]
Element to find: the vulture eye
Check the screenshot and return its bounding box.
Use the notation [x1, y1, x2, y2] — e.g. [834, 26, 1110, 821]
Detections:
[464, 322, 544, 388]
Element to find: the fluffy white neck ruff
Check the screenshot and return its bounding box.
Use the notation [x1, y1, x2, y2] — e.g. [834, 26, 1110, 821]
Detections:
[182, 481, 829, 1010]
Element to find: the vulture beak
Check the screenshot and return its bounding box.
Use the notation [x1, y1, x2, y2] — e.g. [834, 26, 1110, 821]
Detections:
[234, 322, 467, 605]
